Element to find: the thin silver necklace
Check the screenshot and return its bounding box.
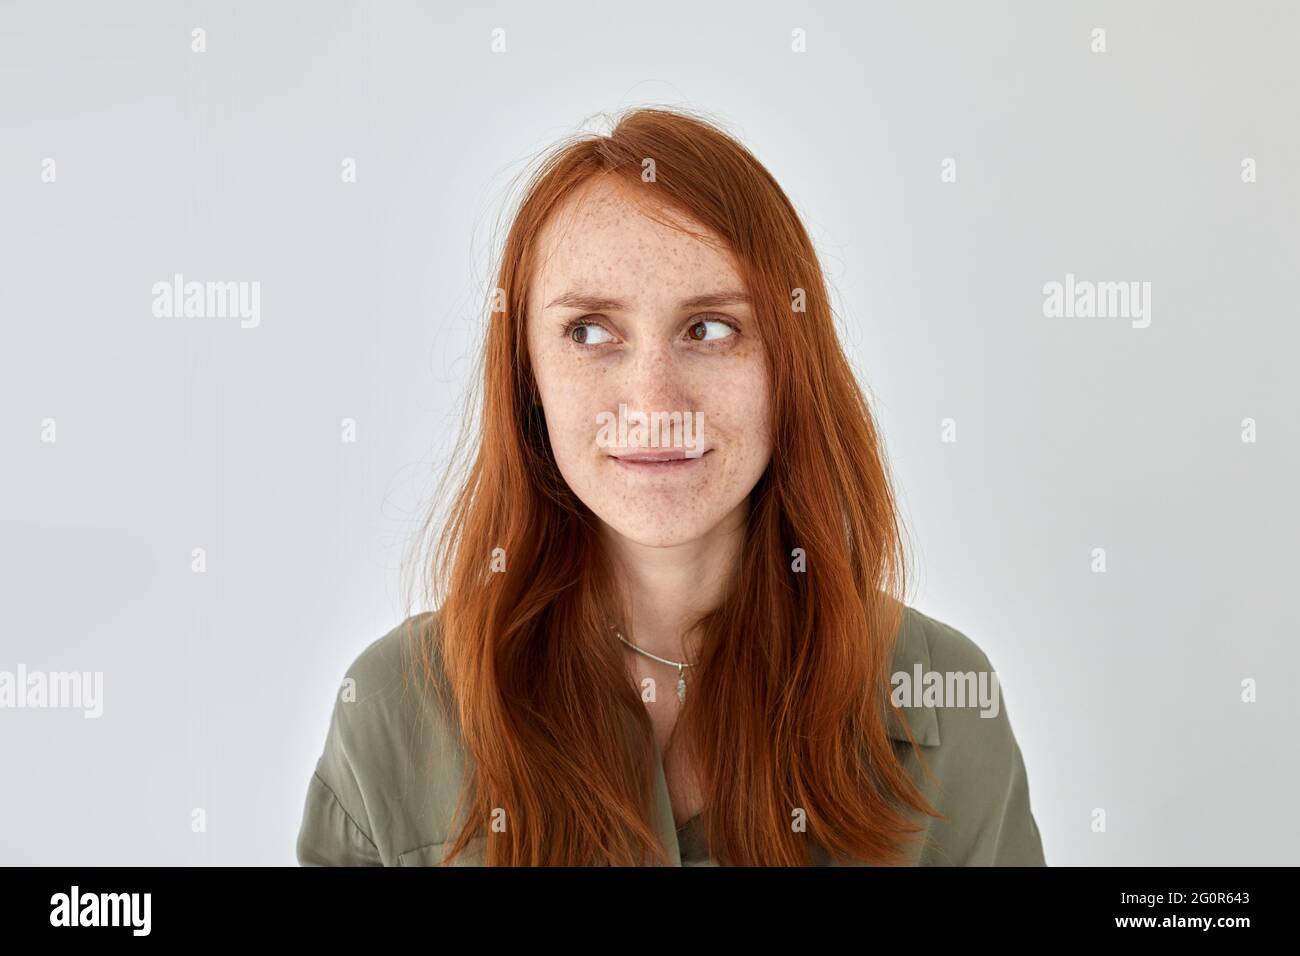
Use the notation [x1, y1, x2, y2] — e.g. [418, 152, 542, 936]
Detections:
[611, 626, 694, 703]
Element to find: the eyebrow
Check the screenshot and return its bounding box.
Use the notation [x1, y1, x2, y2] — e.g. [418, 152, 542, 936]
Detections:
[543, 290, 752, 311]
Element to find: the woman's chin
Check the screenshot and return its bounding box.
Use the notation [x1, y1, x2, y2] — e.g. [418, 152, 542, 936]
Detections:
[598, 514, 721, 550]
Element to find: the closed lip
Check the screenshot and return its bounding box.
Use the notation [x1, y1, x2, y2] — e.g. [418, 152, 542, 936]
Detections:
[609, 448, 712, 463]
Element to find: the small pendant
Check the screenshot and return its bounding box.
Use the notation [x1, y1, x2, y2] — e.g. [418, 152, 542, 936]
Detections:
[676, 674, 687, 704]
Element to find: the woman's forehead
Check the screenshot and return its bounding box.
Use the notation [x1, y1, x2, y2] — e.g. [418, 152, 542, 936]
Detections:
[529, 179, 743, 306]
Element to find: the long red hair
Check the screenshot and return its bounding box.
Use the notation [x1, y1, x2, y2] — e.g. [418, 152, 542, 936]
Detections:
[403, 105, 939, 865]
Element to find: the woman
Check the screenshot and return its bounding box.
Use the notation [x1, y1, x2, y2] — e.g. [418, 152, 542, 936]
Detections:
[296, 106, 1046, 866]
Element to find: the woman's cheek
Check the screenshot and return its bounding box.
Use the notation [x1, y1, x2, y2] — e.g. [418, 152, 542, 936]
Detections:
[707, 368, 771, 441]
[550, 401, 601, 479]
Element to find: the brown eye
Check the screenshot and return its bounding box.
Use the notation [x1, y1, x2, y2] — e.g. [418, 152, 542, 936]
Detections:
[687, 318, 734, 342]
[566, 321, 614, 345]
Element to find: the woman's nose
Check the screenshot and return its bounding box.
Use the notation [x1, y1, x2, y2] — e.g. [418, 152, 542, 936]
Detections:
[622, 343, 690, 413]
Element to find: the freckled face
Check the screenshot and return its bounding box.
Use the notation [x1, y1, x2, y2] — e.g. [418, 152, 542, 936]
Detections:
[524, 176, 772, 549]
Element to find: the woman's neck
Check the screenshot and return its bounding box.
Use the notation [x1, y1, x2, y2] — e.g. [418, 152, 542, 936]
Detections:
[602, 499, 748, 663]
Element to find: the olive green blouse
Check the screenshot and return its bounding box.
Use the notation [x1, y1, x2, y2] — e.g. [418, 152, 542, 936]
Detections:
[295, 606, 1046, 866]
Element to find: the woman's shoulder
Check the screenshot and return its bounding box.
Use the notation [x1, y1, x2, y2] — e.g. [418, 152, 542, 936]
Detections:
[889, 602, 1024, 751]
[889, 603, 1046, 865]
[893, 604, 997, 676]
[326, 610, 456, 748]
[296, 610, 471, 866]
[339, 610, 447, 701]
[886, 604, 995, 745]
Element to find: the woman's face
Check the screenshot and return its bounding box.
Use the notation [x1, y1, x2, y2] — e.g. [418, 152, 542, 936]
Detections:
[525, 175, 772, 549]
